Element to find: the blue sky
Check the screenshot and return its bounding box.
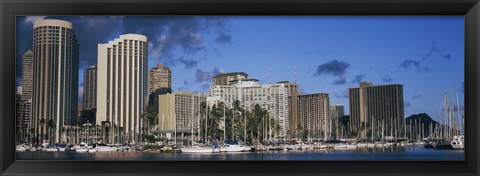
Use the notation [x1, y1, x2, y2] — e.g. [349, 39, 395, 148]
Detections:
[16, 16, 464, 121]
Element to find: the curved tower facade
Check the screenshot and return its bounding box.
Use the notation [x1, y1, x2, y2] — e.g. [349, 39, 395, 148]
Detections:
[31, 19, 79, 143]
[97, 34, 148, 144]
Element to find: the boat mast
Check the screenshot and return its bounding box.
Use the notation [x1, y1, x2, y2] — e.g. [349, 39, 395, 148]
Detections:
[371, 116, 374, 141]
[205, 101, 208, 143]
[198, 97, 201, 142]
[173, 111, 176, 145]
[244, 104, 247, 143]
[191, 96, 194, 147]
[456, 92, 461, 135]
[449, 89, 454, 140]
[223, 104, 226, 143]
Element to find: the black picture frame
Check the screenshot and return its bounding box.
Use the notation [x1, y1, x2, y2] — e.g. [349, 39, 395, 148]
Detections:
[1, 0, 479, 176]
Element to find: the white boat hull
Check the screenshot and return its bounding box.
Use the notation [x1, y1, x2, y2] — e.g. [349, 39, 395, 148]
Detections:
[181, 147, 218, 153]
[221, 145, 247, 152]
[76, 149, 88, 153]
[333, 144, 347, 149]
[44, 148, 59, 152]
[346, 144, 357, 149]
[97, 147, 119, 152]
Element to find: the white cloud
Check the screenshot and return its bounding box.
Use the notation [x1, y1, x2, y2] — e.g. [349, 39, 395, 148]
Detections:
[25, 16, 46, 24]
[78, 85, 84, 102]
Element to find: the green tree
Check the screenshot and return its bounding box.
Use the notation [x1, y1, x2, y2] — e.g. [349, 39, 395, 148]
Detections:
[209, 103, 224, 141]
[39, 119, 46, 143]
[101, 121, 110, 143]
[231, 100, 243, 140]
[249, 104, 268, 143]
[199, 101, 208, 143]
[270, 118, 281, 138]
[141, 106, 156, 137]
[46, 119, 54, 143]
[297, 124, 304, 140]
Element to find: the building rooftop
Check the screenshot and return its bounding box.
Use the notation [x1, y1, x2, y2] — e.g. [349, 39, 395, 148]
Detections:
[229, 78, 259, 83]
[349, 82, 403, 89]
[213, 72, 248, 78]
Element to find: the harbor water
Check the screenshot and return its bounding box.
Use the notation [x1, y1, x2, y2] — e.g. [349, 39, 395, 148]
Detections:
[17, 146, 464, 161]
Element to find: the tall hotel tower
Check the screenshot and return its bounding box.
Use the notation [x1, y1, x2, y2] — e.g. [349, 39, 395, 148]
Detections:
[349, 82, 404, 139]
[31, 19, 79, 143]
[83, 65, 97, 110]
[148, 64, 172, 113]
[21, 50, 34, 101]
[97, 34, 148, 143]
[297, 93, 331, 141]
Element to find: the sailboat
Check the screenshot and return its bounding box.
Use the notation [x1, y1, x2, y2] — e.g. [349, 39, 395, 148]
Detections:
[181, 98, 220, 153]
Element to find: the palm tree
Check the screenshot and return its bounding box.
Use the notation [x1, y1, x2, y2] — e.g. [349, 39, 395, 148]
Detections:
[60, 127, 65, 143]
[28, 127, 35, 144]
[248, 104, 267, 143]
[297, 124, 304, 141]
[209, 104, 221, 141]
[231, 100, 242, 140]
[46, 119, 54, 143]
[39, 119, 46, 143]
[360, 121, 366, 139]
[141, 106, 156, 137]
[101, 121, 110, 143]
[199, 101, 208, 143]
[270, 118, 281, 138]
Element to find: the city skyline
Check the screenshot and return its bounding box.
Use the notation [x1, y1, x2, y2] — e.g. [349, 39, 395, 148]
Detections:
[16, 16, 464, 122]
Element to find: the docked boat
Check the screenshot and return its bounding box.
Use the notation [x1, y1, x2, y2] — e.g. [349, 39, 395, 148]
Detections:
[16, 144, 26, 152]
[333, 143, 347, 149]
[87, 144, 98, 153]
[385, 141, 398, 147]
[181, 146, 218, 153]
[75, 142, 89, 153]
[356, 143, 367, 148]
[44, 144, 59, 152]
[56, 144, 68, 152]
[96, 143, 119, 152]
[432, 140, 453, 150]
[451, 135, 464, 150]
[221, 141, 250, 152]
[346, 144, 357, 149]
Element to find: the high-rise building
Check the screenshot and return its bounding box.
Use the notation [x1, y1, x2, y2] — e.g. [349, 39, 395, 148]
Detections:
[148, 64, 172, 114]
[349, 82, 404, 139]
[297, 93, 330, 141]
[207, 78, 289, 138]
[148, 64, 172, 95]
[330, 104, 344, 124]
[329, 104, 345, 139]
[83, 65, 97, 110]
[213, 72, 248, 86]
[21, 50, 34, 101]
[96, 34, 148, 144]
[31, 19, 79, 143]
[157, 92, 206, 133]
[16, 99, 32, 141]
[277, 81, 298, 137]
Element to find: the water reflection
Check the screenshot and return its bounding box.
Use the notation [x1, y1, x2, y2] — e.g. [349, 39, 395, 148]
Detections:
[17, 146, 464, 161]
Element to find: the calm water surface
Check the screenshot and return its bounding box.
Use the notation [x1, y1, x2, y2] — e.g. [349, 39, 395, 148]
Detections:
[17, 146, 464, 161]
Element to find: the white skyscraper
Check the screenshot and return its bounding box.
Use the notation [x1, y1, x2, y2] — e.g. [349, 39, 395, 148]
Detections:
[31, 19, 79, 143]
[96, 34, 148, 144]
[21, 50, 34, 101]
[207, 78, 289, 138]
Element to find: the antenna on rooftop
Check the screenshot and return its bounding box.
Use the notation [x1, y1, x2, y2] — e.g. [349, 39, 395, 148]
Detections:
[269, 65, 272, 84]
[294, 65, 297, 83]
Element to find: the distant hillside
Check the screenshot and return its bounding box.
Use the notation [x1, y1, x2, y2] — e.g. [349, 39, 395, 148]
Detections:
[405, 113, 439, 138]
[405, 113, 438, 126]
